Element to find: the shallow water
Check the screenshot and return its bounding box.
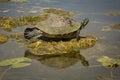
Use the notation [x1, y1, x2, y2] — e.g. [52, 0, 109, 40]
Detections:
[0, 0, 120, 80]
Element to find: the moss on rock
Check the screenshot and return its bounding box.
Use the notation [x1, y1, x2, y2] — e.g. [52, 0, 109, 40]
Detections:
[26, 36, 99, 56]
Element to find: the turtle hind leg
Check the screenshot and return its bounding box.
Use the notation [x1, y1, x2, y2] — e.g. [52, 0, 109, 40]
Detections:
[24, 27, 41, 39]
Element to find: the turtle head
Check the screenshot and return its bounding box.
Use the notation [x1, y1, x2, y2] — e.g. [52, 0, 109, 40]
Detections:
[24, 27, 42, 39]
[80, 18, 89, 30]
[76, 18, 89, 41]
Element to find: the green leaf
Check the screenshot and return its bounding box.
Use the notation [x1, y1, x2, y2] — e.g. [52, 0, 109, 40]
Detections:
[0, 57, 32, 66]
[11, 63, 31, 68]
[97, 56, 120, 68]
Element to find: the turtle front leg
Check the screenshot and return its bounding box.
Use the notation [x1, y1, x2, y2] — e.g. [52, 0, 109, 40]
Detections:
[24, 27, 42, 39]
[76, 29, 80, 41]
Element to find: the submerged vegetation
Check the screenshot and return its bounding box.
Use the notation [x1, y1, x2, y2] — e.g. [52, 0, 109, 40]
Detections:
[97, 56, 120, 68]
[18, 13, 50, 25]
[0, 13, 50, 31]
[102, 23, 120, 31]
[43, 8, 76, 17]
[0, 17, 17, 31]
[0, 57, 32, 80]
[111, 24, 120, 30]
[107, 11, 120, 16]
[0, 34, 9, 44]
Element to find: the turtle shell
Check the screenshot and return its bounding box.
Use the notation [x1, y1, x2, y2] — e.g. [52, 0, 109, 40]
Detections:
[35, 14, 81, 35]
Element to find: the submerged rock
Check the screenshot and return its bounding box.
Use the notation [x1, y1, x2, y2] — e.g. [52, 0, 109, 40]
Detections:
[26, 36, 99, 56]
[0, 34, 9, 44]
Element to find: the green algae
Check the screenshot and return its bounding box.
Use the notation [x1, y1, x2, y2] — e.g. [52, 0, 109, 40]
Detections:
[0, 34, 9, 44]
[26, 36, 99, 56]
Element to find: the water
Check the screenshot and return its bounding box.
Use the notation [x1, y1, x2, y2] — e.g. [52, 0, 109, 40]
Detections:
[0, 0, 120, 80]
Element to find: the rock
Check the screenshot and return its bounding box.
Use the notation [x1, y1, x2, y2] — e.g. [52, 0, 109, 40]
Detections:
[26, 36, 99, 56]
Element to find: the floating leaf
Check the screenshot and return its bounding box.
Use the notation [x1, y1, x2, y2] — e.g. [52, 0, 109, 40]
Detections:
[97, 56, 120, 68]
[0, 57, 32, 66]
[11, 63, 31, 68]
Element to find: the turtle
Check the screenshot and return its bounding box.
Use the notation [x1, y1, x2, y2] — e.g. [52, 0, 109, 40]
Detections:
[24, 14, 89, 41]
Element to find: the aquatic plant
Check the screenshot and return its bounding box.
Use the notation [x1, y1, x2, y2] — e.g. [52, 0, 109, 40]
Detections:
[10, 33, 25, 42]
[0, 57, 32, 80]
[0, 34, 9, 44]
[107, 11, 120, 16]
[0, 17, 17, 31]
[111, 24, 120, 30]
[43, 8, 76, 17]
[97, 56, 120, 68]
[102, 23, 120, 32]
[17, 13, 50, 26]
[97, 56, 120, 80]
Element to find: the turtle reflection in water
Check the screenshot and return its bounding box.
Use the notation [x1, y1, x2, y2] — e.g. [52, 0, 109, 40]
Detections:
[24, 13, 89, 41]
[25, 50, 89, 69]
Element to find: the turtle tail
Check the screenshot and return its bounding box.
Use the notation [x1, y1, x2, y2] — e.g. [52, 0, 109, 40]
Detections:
[24, 27, 41, 39]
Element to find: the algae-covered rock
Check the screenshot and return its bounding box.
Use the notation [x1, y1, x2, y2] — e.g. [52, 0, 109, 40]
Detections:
[0, 34, 9, 44]
[26, 36, 98, 56]
[25, 51, 89, 69]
